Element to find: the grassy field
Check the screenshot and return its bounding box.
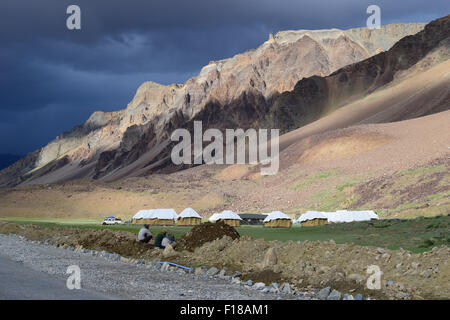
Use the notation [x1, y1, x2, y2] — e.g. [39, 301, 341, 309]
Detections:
[2, 215, 449, 253]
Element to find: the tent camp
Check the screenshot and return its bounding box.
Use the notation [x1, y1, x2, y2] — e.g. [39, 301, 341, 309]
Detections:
[298, 211, 328, 227]
[177, 208, 202, 226]
[263, 211, 292, 228]
[215, 210, 242, 227]
[133, 209, 178, 226]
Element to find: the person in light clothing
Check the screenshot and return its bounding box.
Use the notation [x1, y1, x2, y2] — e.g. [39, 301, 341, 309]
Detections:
[161, 234, 176, 249]
[137, 224, 153, 243]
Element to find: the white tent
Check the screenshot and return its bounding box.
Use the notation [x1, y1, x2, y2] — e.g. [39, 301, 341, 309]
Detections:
[147, 209, 178, 220]
[298, 211, 328, 223]
[133, 210, 150, 220]
[178, 208, 202, 219]
[217, 210, 243, 221]
[322, 210, 379, 223]
[263, 211, 291, 223]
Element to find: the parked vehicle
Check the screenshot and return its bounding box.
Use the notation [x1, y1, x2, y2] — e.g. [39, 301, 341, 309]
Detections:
[102, 216, 122, 225]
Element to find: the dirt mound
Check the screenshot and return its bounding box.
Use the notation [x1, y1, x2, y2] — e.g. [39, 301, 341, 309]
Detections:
[55, 228, 152, 258]
[177, 221, 240, 252]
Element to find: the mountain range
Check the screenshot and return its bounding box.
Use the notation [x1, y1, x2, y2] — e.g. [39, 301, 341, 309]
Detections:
[1, 17, 448, 188]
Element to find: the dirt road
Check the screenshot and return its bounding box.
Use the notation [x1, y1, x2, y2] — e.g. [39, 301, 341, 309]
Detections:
[0, 234, 303, 300]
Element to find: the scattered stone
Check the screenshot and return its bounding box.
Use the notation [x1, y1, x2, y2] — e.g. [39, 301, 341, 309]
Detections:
[421, 270, 432, 278]
[327, 290, 342, 300]
[387, 280, 394, 286]
[355, 293, 363, 300]
[218, 269, 227, 279]
[206, 267, 219, 277]
[253, 282, 266, 290]
[347, 273, 365, 283]
[162, 244, 178, 258]
[160, 262, 170, 272]
[317, 287, 331, 300]
[194, 267, 203, 275]
[261, 247, 277, 269]
[280, 283, 291, 294]
[269, 287, 279, 294]
[270, 283, 279, 290]
[231, 277, 241, 284]
[396, 292, 409, 299]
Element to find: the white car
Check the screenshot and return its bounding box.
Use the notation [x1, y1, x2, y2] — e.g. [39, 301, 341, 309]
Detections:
[102, 217, 122, 225]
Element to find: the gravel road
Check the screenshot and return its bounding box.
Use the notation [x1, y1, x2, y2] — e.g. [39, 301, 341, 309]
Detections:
[0, 234, 309, 300]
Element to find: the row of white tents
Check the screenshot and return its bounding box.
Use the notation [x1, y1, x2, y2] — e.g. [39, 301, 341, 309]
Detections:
[132, 207, 378, 227]
[298, 210, 379, 226]
[132, 208, 203, 225]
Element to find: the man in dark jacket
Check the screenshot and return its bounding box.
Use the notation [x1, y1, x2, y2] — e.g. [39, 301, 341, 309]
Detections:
[154, 230, 167, 249]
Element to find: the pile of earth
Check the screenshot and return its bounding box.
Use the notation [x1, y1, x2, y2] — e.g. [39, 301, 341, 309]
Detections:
[176, 221, 240, 252]
[185, 236, 449, 300]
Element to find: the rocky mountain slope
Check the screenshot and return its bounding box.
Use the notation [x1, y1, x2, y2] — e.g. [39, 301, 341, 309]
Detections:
[0, 22, 431, 187]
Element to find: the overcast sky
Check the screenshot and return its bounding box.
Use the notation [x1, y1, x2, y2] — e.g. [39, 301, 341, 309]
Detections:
[0, 0, 448, 155]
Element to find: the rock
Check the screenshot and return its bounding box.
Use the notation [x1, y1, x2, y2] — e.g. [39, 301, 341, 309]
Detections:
[261, 247, 277, 269]
[270, 283, 279, 290]
[280, 283, 291, 294]
[396, 282, 406, 292]
[246, 280, 253, 287]
[120, 257, 130, 263]
[421, 270, 431, 278]
[377, 248, 386, 254]
[387, 280, 394, 286]
[162, 244, 178, 258]
[160, 262, 170, 272]
[269, 287, 279, 294]
[355, 293, 363, 300]
[206, 267, 219, 277]
[347, 273, 365, 283]
[317, 287, 331, 300]
[231, 276, 241, 284]
[382, 253, 391, 260]
[327, 290, 342, 300]
[218, 269, 227, 279]
[194, 267, 203, 275]
[253, 282, 266, 290]
[396, 292, 409, 299]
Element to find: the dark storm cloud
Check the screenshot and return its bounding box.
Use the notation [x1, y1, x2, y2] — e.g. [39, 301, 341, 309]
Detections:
[0, 0, 449, 155]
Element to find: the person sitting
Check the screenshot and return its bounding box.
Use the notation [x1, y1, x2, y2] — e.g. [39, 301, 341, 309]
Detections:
[154, 230, 167, 249]
[161, 234, 176, 249]
[137, 224, 153, 243]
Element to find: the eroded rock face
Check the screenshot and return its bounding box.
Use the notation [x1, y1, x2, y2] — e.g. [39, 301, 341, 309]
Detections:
[0, 23, 427, 186]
